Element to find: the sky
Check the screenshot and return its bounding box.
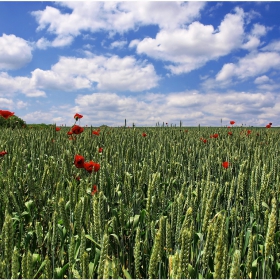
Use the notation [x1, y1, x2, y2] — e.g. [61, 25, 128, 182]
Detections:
[1, 1, 280, 127]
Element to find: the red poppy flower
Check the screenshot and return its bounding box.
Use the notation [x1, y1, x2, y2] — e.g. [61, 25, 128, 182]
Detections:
[230, 121, 235, 125]
[266, 124, 271, 128]
[142, 133, 147, 137]
[74, 113, 83, 120]
[99, 147, 103, 153]
[93, 162, 100, 172]
[84, 161, 100, 173]
[247, 130, 251, 135]
[213, 133, 219, 138]
[0, 110, 14, 119]
[74, 155, 85, 168]
[228, 131, 233, 135]
[92, 130, 100, 136]
[71, 125, 84, 134]
[222, 161, 229, 169]
[227, 126, 231, 129]
[56, 127, 61, 131]
[67, 131, 73, 135]
[0, 151, 8, 157]
[91, 185, 98, 195]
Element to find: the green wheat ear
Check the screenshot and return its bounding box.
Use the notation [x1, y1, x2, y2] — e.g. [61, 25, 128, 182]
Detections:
[179, 229, 192, 278]
[11, 247, 19, 279]
[58, 197, 70, 231]
[214, 214, 226, 279]
[134, 227, 141, 279]
[97, 233, 109, 279]
[246, 231, 254, 277]
[148, 231, 161, 279]
[265, 197, 277, 258]
[44, 255, 52, 279]
[3, 213, 13, 277]
[27, 250, 33, 279]
[82, 251, 89, 279]
[229, 249, 241, 279]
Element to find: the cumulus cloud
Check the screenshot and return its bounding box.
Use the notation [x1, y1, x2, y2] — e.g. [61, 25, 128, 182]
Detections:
[70, 90, 277, 127]
[216, 51, 280, 82]
[0, 98, 28, 111]
[0, 97, 13, 108]
[36, 35, 74, 49]
[261, 40, 280, 52]
[110, 40, 127, 49]
[22, 111, 55, 124]
[1, 54, 159, 96]
[0, 34, 32, 70]
[130, 7, 246, 74]
[30, 55, 159, 92]
[0, 72, 45, 97]
[242, 23, 268, 50]
[254, 75, 271, 84]
[31, 2, 205, 48]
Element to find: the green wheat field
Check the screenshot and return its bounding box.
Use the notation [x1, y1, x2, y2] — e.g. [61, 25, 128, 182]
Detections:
[0, 124, 280, 279]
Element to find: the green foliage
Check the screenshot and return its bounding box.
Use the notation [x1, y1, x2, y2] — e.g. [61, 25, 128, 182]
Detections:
[0, 115, 25, 128]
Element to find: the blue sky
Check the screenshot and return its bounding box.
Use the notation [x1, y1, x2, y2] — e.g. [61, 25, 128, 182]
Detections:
[1, 1, 280, 127]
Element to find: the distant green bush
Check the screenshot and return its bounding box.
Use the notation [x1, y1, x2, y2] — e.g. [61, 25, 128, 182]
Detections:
[0, 115, 26, 128]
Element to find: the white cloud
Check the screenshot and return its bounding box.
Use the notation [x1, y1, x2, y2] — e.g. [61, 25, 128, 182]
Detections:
[110, 40, 127, 49]
[216, 51, 280, 82]
[130, 7, 245, 74]
[36, 35, 74, 49]
[16, 100, 28, 109]
[242, 23, 268, 50]
[242, 36, 261, 50]
[0, 54, 158, 95]
[119, 1, 206, 30]
[31, 2, 205, 48]
[0, 34, 32, 70]
[254, 75, 271, 84]
[69, 90, 278, 127]
[30, 55, 160, 92]
[262, 40, 280, 52]
[0, 72, 46, 97]
[0, 97, 13, 109]
[22, 111, 55, 124]
[251, 23, 267, 36]
[0, 97, 26, 112]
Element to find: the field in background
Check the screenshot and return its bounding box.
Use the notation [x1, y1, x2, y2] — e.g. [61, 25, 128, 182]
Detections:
[0, 126, 279, 279]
